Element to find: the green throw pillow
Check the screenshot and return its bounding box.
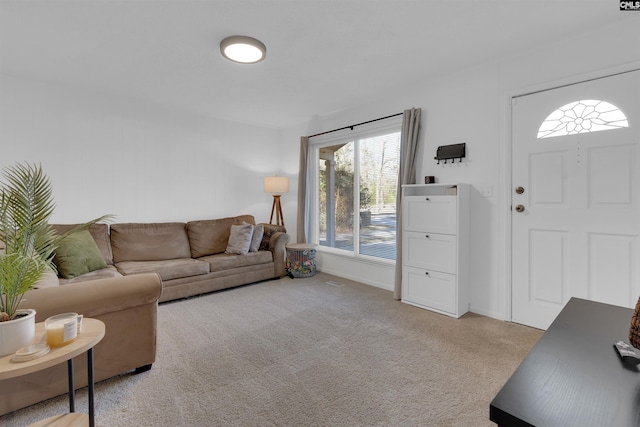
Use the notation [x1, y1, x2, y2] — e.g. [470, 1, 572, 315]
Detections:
[54, 230, 107, 279]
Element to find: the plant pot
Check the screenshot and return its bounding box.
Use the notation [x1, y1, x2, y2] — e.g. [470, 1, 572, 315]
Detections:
[0, 309, 36, 357]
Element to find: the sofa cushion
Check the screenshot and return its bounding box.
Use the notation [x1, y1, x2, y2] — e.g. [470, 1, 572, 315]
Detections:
[54, 230, 108, 279]
[200, 250, 272, 272]
[249, 223, 264, 252]
[59, 265, 123, 285]
[186, 215, 255, 258]
[111, 222, 191, 262]
[51, 223, 113, 265]
[32, 268, 60, 289]
[115, 258, 209, 281]
[225, 223, 254, 255]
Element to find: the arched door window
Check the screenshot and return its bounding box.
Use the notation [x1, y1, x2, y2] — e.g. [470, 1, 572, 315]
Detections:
[537, 99, 628, 139]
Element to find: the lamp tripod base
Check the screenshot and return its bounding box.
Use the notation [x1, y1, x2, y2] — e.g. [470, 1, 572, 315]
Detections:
[269, 195, 284, 226]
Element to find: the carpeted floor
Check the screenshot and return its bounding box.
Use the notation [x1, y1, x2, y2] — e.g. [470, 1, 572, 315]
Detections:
[1, 273, 542, 426]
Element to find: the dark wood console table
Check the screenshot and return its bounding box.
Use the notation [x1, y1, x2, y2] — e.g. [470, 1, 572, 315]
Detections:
[490, 297, 640, 426]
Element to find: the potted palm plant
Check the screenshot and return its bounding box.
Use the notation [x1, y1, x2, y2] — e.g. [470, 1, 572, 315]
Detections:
[0, 162, 108, 356]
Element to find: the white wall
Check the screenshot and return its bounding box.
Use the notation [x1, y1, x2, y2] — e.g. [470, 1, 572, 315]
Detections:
[0, 74, 283, 225]
[286, 19, 640, 319]
[1, 18, 638, 322]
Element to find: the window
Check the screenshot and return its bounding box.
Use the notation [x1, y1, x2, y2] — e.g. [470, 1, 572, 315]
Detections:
[537, 99, 629, 139]
[312, 121, 401, 261]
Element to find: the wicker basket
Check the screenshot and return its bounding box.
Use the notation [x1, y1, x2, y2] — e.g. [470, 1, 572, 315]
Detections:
[629, 297, 640, 348]
[286, 243, 317, 278]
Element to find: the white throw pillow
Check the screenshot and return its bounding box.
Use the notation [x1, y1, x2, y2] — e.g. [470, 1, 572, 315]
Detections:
[225, 223, 254, 255]
[249, 223, 264, 252]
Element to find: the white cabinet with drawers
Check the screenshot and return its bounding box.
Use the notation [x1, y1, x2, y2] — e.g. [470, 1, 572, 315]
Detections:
[401, 183, 469, 318]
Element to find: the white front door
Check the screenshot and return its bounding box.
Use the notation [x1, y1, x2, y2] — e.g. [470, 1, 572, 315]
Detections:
[512, 70, 640, 330]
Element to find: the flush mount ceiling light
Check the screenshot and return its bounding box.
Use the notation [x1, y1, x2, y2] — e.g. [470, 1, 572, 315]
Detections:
[220, 36, 266, 64]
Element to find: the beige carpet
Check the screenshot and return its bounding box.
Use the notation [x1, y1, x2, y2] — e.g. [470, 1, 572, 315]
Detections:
[1, 273, 542, 426]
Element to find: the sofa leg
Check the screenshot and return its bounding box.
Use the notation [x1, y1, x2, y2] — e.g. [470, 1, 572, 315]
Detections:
[134, 364, 152, 374]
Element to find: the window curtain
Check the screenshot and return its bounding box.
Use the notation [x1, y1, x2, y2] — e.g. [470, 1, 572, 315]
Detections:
[394, 108, 421, 300]
[296, 136, 310, 243]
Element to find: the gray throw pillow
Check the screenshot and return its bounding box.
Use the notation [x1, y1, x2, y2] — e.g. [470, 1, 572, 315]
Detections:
[225, 223, 254, 255]
[249, 223, 264, 252]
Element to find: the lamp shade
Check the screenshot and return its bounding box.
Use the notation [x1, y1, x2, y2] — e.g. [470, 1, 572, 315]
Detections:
[264, 176, 289, 194]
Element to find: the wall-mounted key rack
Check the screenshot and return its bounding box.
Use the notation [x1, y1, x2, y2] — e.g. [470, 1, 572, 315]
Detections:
[435, 143, 466, 164]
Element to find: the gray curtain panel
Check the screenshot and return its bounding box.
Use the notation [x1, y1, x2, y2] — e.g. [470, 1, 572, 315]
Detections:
[394, 108, 421, 300]
[296, 136, 310, 243]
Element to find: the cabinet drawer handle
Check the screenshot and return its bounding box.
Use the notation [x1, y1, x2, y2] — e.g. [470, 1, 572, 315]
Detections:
[425, 234, 430, 239]
[425, 271, 429, 276]
[426, 197, 430, 201]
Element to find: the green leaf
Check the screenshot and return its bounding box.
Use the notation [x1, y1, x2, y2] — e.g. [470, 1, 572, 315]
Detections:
[0, 162, 113, 320]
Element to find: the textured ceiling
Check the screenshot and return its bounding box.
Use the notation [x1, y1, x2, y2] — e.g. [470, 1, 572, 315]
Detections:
[0, 0, 633, 128]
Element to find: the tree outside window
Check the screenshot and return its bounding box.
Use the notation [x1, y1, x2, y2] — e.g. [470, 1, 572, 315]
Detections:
[318, 131, 400, 260]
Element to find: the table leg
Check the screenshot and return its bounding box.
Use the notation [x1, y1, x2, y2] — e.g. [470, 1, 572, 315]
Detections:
[67, 359, 75, 412]
[88, 347, 95, 427]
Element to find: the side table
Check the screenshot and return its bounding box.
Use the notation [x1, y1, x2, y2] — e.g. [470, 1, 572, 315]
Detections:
[0, 318, 105, 427]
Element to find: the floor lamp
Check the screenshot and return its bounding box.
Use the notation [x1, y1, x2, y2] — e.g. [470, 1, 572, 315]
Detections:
[264, 176, 289, 226]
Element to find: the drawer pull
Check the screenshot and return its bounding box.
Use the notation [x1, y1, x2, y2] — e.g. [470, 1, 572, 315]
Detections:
[425, 271, 429, 276]
[425, 235, 430, 239]
[426, 197, 430, 201]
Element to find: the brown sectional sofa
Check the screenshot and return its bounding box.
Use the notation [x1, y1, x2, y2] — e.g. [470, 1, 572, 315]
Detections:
[0, 214, 289, 416]
[54, 214, 290, 302]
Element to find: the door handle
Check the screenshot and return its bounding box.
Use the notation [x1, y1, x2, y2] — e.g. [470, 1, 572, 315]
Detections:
[515, 204, 525, 213]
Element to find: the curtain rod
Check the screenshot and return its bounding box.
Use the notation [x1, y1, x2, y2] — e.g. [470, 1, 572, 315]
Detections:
[308, 112, 403, 138]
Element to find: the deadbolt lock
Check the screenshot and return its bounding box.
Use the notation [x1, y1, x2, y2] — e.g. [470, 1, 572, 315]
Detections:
[515, 186, 525, 194]
[515, 204, 525, 213]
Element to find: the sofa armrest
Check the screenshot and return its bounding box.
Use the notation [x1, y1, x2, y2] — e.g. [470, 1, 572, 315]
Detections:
[23, 273, 163, 321]
[0, 273, 163, 416]
[268, 232, 290, 278]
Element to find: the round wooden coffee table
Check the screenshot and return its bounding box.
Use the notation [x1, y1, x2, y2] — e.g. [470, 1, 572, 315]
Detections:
[0, 318, 105, 427]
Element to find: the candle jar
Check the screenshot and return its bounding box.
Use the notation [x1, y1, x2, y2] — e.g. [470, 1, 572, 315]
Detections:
[45, 313, 78, 347]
